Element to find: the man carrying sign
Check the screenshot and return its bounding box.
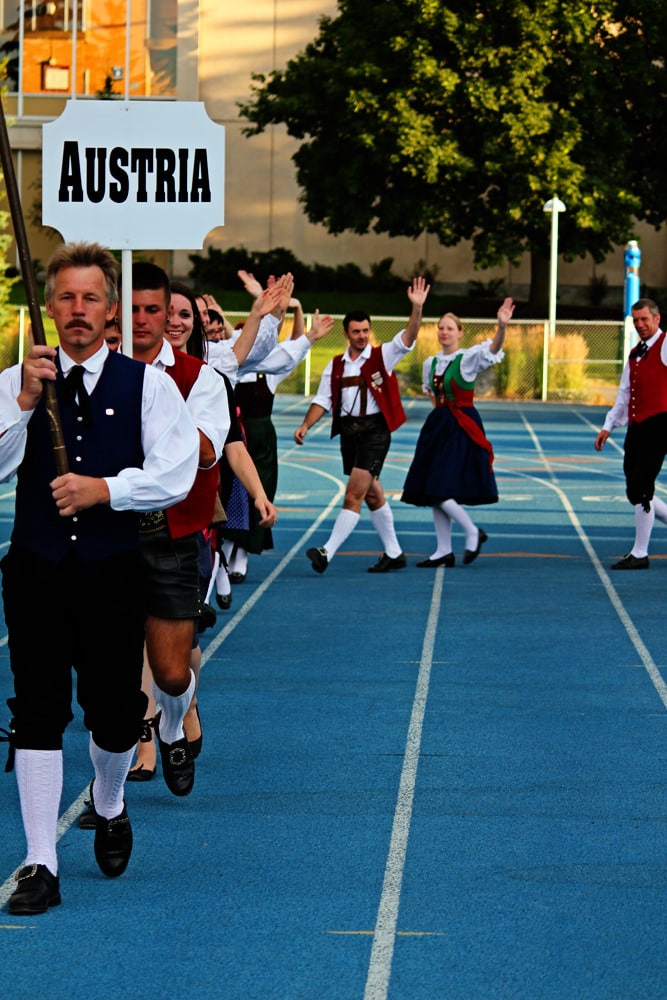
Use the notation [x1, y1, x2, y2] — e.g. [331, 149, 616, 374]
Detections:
[0, 242, 199, 915]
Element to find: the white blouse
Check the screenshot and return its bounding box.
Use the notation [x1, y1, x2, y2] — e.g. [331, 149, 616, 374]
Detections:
[421, 340, 504, 394]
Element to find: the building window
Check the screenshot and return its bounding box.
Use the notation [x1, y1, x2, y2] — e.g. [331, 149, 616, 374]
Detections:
[0, 0, 177, 103]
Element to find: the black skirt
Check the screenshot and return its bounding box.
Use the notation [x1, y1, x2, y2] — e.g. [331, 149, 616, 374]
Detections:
[401, 405, 498, 507]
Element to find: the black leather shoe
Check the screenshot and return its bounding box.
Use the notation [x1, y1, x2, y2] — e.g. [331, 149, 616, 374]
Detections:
[229, 571, 246, 584]
[416, 553, 455, 568]
[463, 529, 488, 565]
[8, 864, 61, 915]
[215, 591, 232, 610]
[157, 733, 195, 796]
[125, 764, 156, 783]
[197, 601, 217, 634]
[611, 553, 650, 570]
[306, 546, 329, 574]
[94, 805, 133, 878]
[78, 800, 97, 829]
[368, 552, 407, 573]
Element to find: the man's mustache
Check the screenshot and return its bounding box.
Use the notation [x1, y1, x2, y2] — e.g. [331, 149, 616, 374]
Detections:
[64, 319, 94, 331]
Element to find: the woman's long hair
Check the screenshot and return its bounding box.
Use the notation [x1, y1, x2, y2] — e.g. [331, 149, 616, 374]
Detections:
[169, 280, 208, 361]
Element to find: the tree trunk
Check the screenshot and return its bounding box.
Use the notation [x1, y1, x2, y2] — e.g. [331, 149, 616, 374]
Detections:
[529, 252, 550, 316]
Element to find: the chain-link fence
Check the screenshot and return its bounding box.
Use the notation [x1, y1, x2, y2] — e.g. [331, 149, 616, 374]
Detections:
[224, 312, 626, 405]
[1, 307, 626, 405]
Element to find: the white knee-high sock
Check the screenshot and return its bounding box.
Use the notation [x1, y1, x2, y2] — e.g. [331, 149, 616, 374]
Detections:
[215, 561, 231, 597]
[153, 669, 195, 745]
[631, 503, 654, 558]
[322, 509, 360, 559]
[430, 506, 453, 558]
[88, 736, 133, 820]
[653, 496, 667, 525]
[15, 748, 62, 876]
[230, 545, 248, 575]
[440, 499, 478, 549]
[370, 503, 402, 558]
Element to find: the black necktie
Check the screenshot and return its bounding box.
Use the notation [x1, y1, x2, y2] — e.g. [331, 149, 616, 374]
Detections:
[64, 366, 92, 424]
[631, 341, 648, 360]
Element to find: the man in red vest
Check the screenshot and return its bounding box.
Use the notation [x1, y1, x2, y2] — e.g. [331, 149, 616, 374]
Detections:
[595, 298, 667, 569]
[126, 262, 232, 794]
[294, 276, 430, 573]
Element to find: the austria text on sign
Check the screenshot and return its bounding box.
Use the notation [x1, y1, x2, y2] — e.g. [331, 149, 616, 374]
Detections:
[42, 101, 225, 250]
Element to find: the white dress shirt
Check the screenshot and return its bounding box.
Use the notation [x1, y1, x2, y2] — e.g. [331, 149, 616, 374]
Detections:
[312, 329, 413, 415]
[207, 313, 281, 385]
[0, 343, 200, 511]
[236, 333, 315, 393]
[151, 339, 230, 462]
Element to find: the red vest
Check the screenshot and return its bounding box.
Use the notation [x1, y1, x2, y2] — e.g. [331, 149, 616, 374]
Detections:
[629, 332, 667, 425]
[330, 345, 405, 437]
[165, 349, 220, 539]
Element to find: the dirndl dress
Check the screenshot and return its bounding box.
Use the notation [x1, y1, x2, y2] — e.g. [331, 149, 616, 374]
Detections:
[401, 348, 499, 507]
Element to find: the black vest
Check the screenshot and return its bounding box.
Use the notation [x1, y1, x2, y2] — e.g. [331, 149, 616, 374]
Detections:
[12, 351, 146, 562]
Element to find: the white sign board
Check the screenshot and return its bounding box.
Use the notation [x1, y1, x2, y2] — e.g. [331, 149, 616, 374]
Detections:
[42, 101, 225, 250]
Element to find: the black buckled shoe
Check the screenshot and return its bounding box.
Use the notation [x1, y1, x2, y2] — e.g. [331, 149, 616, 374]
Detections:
[367, 552, 407, 573]
[94, 805, 133, 878]
[157, 733, 195, 797]
[8, 864, 61, 915]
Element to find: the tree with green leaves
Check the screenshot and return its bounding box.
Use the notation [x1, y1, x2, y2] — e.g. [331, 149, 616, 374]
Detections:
[240, 0, 667, 309]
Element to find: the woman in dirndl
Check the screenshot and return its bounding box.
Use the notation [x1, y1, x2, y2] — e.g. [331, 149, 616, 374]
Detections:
[401, 297, 514, 566]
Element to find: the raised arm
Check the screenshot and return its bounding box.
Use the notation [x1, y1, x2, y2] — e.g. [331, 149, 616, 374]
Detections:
[290, 298, 305, 340]
[231, 284, 282, 367]
[489, 297, 515, 355]
[401, 276, 432, 349]
[305, 309, 335, 344]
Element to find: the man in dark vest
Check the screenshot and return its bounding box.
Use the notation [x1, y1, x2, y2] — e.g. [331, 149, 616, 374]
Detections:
[294, 276, 430, 573]
[0, 242, 199, 915]
[595, 298, 667, 568]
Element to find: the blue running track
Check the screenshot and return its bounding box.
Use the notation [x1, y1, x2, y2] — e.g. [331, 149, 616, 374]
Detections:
[1, 397, 667, 1000]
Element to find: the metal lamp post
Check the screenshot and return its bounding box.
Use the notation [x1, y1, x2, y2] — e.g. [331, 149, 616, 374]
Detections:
[541, 197, 566, 401]
[543, 196, 566, 338]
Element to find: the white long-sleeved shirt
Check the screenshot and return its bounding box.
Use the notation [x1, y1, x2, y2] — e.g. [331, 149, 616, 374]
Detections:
[236, 333, 315, 393]
[0, 343, 200, 511]
[151, 339, 230, 462]
[207, 313, 282, 385]
[312, 329, 413, 416]
[603, 330, 667, 432]
[421, 341, 504, 394]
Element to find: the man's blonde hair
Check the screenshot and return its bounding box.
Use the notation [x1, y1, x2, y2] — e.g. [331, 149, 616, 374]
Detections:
[45, 242, 119, 308]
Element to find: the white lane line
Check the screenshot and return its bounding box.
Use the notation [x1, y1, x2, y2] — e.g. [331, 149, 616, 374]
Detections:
[364, 569, 445, 1000]
[521, 412, 667, 709]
